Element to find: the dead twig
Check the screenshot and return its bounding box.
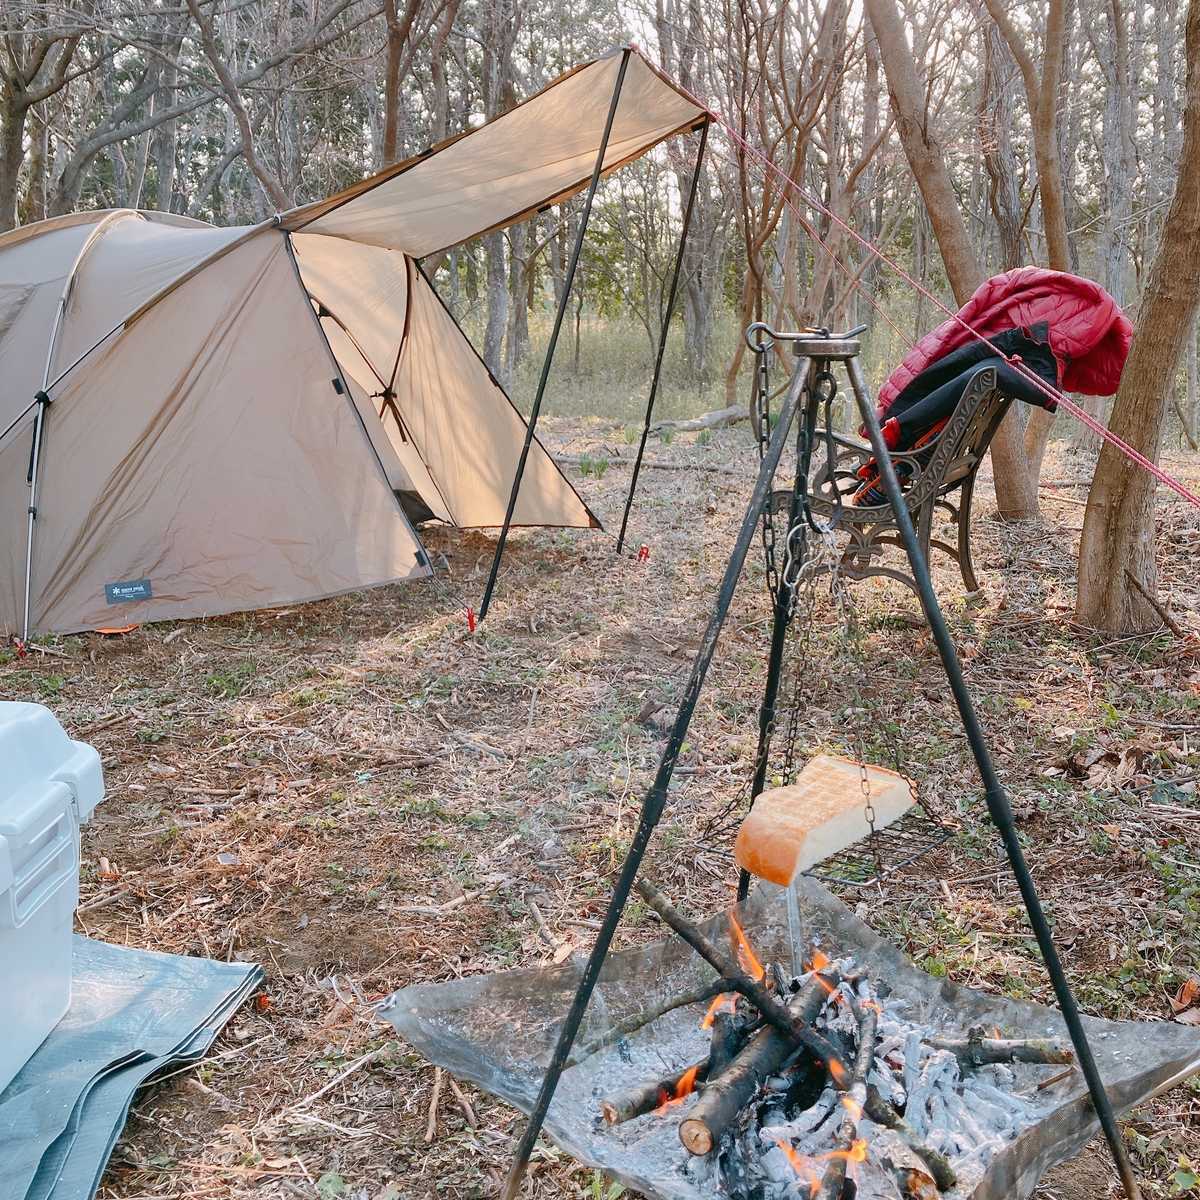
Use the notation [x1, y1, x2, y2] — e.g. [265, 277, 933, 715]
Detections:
[424, 1067, 444, 1144]
[1124, 569, 1187, 638]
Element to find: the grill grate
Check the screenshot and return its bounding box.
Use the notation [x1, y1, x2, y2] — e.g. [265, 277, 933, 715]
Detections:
[804, 805, 953, 887]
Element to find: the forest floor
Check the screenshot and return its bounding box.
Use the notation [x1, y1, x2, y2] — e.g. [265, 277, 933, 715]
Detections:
[3, 418, 1199, 1200]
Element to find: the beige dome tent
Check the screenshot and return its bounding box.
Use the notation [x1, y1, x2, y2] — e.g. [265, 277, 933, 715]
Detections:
[0, 48, 706, 638]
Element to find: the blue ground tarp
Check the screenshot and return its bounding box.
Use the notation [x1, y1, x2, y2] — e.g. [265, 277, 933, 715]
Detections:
[0, 937, 262, 1200]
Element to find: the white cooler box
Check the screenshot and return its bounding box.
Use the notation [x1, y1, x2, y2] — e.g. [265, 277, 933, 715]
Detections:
[0, 701, 104, 1094]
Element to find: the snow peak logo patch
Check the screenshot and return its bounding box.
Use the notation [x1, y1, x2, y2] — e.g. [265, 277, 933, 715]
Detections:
[104, 578, 152, 604]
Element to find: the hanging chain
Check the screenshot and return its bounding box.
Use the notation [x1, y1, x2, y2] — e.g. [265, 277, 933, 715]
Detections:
[754, 343, 781, 601]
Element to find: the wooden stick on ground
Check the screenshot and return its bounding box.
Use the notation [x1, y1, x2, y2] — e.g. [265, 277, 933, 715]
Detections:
[600, 1058, 710, 1125]
[678, 969, 841, 1156]
[424, 1067, 443, 1144]
[634, 879, 849, 1086]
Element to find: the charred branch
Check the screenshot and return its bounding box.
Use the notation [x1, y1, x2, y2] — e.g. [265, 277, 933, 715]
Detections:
[634, 879, 848, 1086]
[863, 1085, 958, 1191]
[678, 970, 841, 1156]
[815, 1003, 877, 1200]
[600, 1058, 709, 1125]
[924, 1029, 1075, 1066]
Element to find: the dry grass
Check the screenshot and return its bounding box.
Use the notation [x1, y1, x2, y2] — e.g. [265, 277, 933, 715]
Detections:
[3, 417, 1199, 1200]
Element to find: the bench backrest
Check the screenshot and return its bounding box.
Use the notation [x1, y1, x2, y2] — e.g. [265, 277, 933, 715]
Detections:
[907, 365, 1010, 501]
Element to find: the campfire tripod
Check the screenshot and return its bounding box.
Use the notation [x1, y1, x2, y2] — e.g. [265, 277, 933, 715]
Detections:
[500, 328, 1141, 1200]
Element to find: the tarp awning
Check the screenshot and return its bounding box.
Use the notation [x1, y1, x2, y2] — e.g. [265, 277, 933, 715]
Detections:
[280, 49, 708, 256]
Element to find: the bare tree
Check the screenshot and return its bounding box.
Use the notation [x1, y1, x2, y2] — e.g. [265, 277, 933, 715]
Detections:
[865, 0, 1039, 520]
[1076, 0, 1200, 632]
[0, 3, 91, 230]
[982, 0, 1070, 478]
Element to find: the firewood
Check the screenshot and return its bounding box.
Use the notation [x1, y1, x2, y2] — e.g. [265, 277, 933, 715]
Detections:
[707, 1010, 743, 1078]
[924, 1028, 1074, 1066]
[815, 1004, 877, 1200]
[565, 978, 729, 1067]
[678, 970, 841, 1156]
[599, 1058, 709, 1125]
[634, 879, 848, 1083]
[863, 1085, 957, 1191]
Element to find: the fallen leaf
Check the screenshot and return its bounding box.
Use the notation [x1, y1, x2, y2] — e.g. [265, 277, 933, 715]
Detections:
[1175, 1008, 1200, 1026]
[1171, 976, 1200, 1014]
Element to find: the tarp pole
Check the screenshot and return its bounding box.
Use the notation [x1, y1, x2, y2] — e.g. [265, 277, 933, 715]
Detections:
[844, 353, 1142, 1200]
[615, 119, 709, 554]
[499, 355, 811, 1200]
[478, 48, 632, 622]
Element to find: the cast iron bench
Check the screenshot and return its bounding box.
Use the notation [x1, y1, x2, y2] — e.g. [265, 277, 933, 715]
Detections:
[774, 364, 1011, 594]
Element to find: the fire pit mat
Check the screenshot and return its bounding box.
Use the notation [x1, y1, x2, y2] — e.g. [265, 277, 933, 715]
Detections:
[379, 877, 1200, 1199]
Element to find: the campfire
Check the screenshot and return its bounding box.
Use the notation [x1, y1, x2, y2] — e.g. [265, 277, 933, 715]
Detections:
[380, 875, 1200, 1200]
[599, 881, 1074, 1199]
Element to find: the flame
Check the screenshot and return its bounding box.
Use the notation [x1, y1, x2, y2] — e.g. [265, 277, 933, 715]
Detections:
[816, 1139, 869, 1166]
[840, 1094, 864, 1120]
[700, 992, 737, 1030]
[809, 948, 832, 971]
[827, 1056, 849, 1087]
[862, 997, 883, 1014]
[729, 912, 765, 981]
[653, 1064, 700, 1114]
[772, 1138, 821, 1196]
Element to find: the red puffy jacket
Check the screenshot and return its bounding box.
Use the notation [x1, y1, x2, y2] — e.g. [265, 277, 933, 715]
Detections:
[876, 267, 1133, 418]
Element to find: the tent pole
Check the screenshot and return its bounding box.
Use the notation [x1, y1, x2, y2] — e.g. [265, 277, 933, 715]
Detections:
[844, 354, 1141, 1200]
[20, 391, 50, 642]
[499, 356, 811, 1200]
[478, 48, 632, 622]
[19, 211, 137, 640]
[615, 119, 709, 555]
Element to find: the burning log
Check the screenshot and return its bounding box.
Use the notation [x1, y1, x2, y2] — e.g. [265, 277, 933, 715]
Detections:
[863, 1085, 957, 1191]
[634, 879, 849, 1087]
[814, 1003, 877, 1200]
[678, 970, 841, 1156]
[600, 1059, 708, 1125]
[708, 1004, 759, 1078]
[925, 1027, 1074, 1066]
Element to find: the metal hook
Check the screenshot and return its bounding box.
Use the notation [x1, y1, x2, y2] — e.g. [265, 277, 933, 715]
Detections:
[745, 322, 777, 353]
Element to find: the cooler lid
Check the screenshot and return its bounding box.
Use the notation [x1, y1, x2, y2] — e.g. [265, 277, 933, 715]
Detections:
[0, 702, 104, 824]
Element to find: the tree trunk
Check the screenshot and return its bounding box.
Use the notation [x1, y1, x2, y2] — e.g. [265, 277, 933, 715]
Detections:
[483, 230, 508, 379]
[865, 0, 1039, 520]
[1188, 316, 1199, 444]
[1076, 0, 1200, 632]
[864, 0, 981, 305]
[0, 94, 26, 232]
[505, 221, 530, 374]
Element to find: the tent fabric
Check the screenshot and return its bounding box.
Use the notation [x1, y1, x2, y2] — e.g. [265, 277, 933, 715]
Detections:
[395, 264, 598, 528]
[2, 230, 428, 635]
[1, 47, 696, 636]
[290, 233, 595, 529]
[282, 49, 707, 256]
[0, 212, 251, 435]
